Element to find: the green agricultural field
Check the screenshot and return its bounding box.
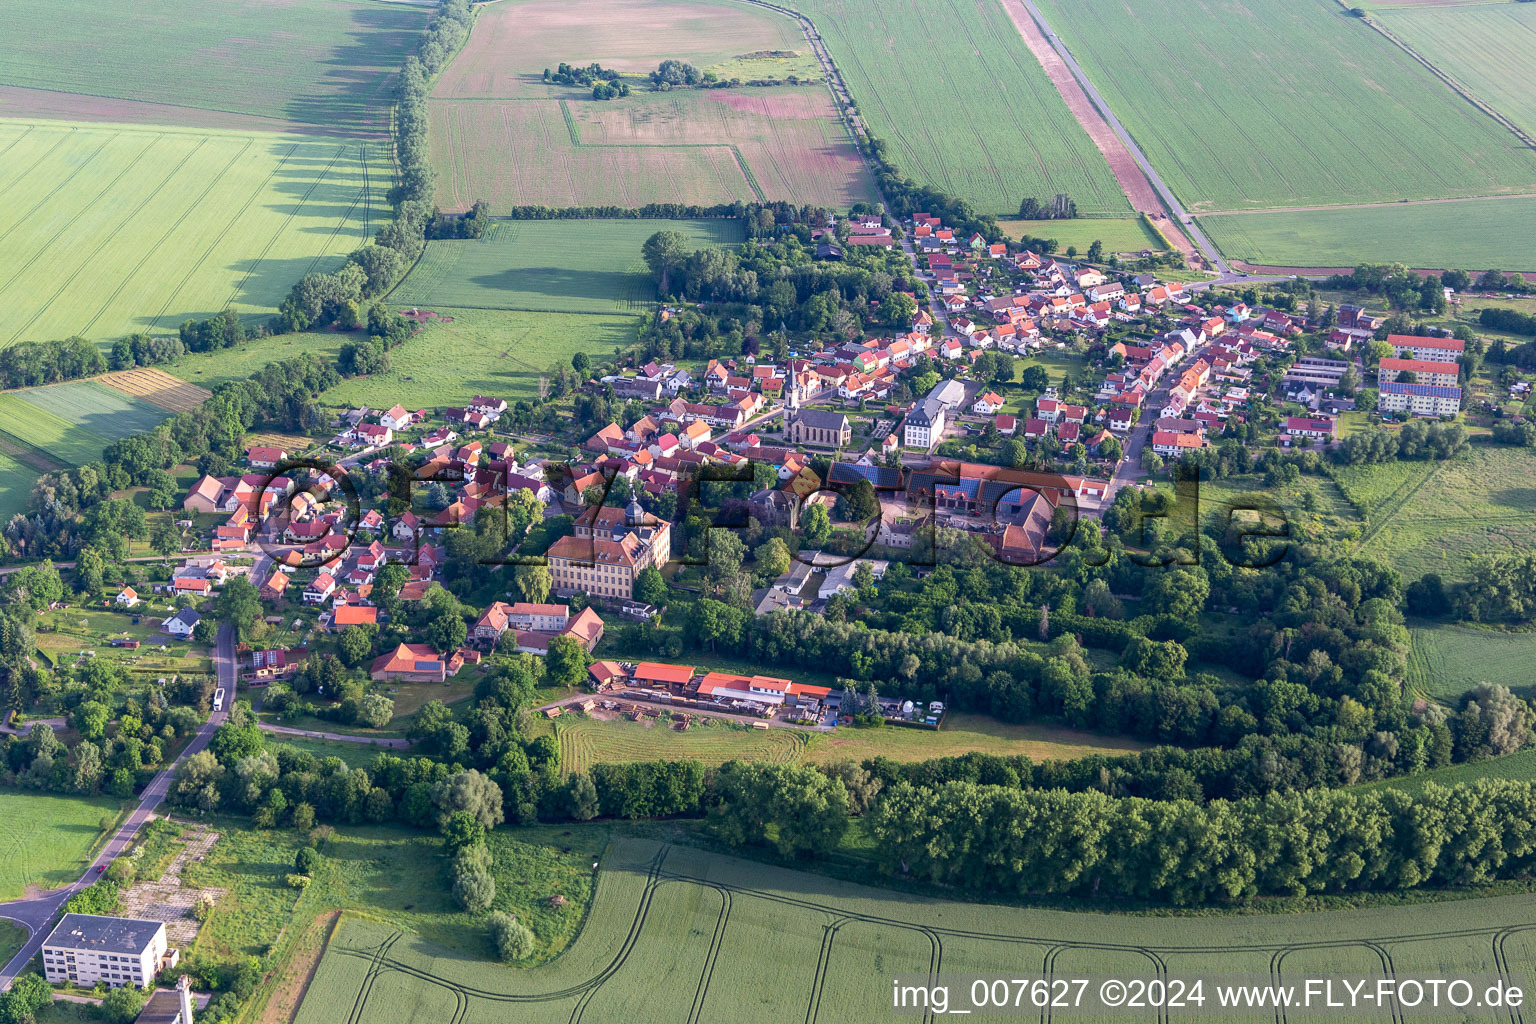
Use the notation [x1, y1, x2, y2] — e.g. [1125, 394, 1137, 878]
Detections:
[428, 0, 874, 212]
[322, 308, 637, 409]
[1407, 622, 1536, 701]
[392, 219, 743, 314]
[0, 395, 110, 468]
[293, 834, 1536, 1024]
[0, 122, 384, 349]
[1030, 0, 1536, 213]
[1200, 197, 1536, 271]
[998, 216, 1168, 254]
[0, 0, 426, 134]
[0, 791, 126, 900]
[1336, 446, 1536, 579]
[1359, 748, 1536, 797]
[555, 716, 808, 773]
[7, 380, 172, 441]
[1378, 3, 1536, 139]
[790, 0, 1130, 216]
[0, 452, 38, 521]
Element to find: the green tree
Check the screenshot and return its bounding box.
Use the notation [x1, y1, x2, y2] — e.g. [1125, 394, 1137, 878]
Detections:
[642, 230, 690, 295]
[71, 700, 109, 742]
[100, 985, 146, 1024]
[151, 519, 183, 559]
[428, 608, 468, 655]
[801, 503, 831, 547]
[337, 626, 374, 668]
[546, 636, 592, 691]
[634, 566, 666, 606]
[753, 537, 792, 579]
[432, 769, 505, 829]
[566, 773, 600, 821]
[514, 563, 552, 604]
[215, 577, 263, 641]
[440, 809, 487, 854]
[355, 692, 395, 729]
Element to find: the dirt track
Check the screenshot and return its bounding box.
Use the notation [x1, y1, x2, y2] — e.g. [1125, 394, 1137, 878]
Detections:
[996, 0, 1197, 261]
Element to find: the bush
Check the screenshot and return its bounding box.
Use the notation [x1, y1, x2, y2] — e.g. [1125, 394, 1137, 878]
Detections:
[193, 893, 217, 922]
[295, 846, 322, 875]
[285, 873, 312, 890]
[452, 865, 495, 913]
[489, 912, 536, 962]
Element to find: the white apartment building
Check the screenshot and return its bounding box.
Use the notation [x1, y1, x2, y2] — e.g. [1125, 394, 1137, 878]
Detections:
[42, 914, 171, 988]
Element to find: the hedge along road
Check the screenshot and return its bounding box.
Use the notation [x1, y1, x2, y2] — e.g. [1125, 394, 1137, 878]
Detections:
[1006, 0, 1232, 275]
[0, 624, 235, 991]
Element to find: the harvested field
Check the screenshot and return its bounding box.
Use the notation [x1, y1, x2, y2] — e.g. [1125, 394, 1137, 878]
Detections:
[788, 0, 1131, 215]
[1029, 0, 1536, 212]
[427, 0, 873, 211]
[0, 0, 427, 135]
[392, 219, 743, 313]
[433, 0, 804, 96]
[98, 368, 212, 414]
[293, 836, 1536, 1024]
[0, 122, 384, 348]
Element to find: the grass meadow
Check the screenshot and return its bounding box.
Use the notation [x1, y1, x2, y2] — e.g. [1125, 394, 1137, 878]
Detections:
[998, 216, 1168, 254]
[291, 834, 1536, 1024]
[1406, 622, 1536, 701]
[1335, 446, 1536, 580]
[428, 0, 873, 211]
[393, 219, 743, 314]
[543, 711, 1145, 773]
[1378, 3, 1536, 138]
[790, 0, 1130, 216]
[322, 308, 637, 409]
[0, 122, 385, 348]
[159, 331, 347, 391]
[554, 716, 808, 773]
[0, 791, 126, 900]
[0, 0, 426, 134]
[1200, 197, 1536, 271]
[1030, 0, 1536, 212]
[178, 821, 599, 966]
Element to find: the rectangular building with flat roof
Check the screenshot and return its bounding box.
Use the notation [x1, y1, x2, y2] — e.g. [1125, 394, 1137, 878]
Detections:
[42, 914, 169, 988]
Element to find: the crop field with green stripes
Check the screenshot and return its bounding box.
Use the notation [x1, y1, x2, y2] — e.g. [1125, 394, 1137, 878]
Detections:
[0, 380, 172, 487]
[554, 716, 808, 774]
[790, 0, 1132, 216]
[0, 121, 384, 349]
[293, 837, 1536, 1024]
[0, 0, 426, 135]
[392, 219, 743, 314]
[1030, 0, 1536, 213]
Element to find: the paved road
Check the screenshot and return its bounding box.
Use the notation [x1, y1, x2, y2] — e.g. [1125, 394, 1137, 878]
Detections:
[258, 723, 409, 749]
[1013, 0, 1232, 276]
[0, 625, 234, 991]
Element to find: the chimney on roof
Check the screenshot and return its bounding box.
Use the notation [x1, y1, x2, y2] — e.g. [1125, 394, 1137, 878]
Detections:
[178, 974, 194, 1024]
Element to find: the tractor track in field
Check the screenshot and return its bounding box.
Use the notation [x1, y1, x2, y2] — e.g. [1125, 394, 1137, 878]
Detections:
[79, 138, 255, 337]
[306, 843, 1536, 1024]
[6, 136, 211, 346]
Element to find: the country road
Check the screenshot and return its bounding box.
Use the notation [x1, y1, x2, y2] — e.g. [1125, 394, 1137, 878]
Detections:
[1011, 0, 1231, 276]
[0, 624, 234, 991]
